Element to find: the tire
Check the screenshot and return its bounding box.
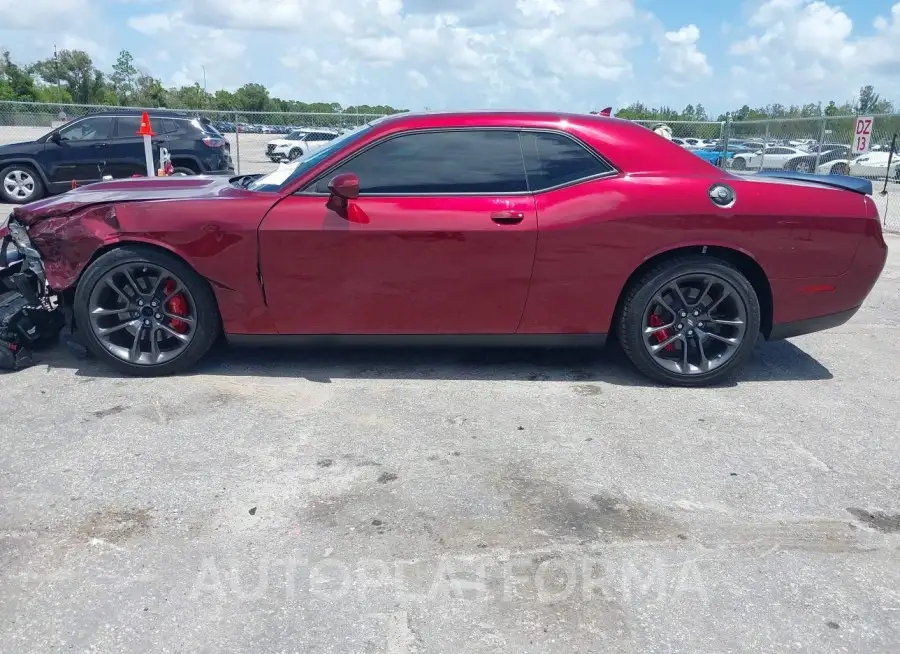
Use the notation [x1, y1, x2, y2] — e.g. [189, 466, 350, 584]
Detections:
[795, 161, 813, 173]
[830, 163, 849, 176]
[74, 245, 221, 377]
[172, 167, 196, 176]
[617, 255, 761, 387]
[731, 157, 746, 171]
[1, 164, 45, 204]
[288, 148, 302, 160]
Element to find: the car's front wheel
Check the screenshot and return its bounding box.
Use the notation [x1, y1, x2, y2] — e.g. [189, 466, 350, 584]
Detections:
[617, 256, 761, 386]
[74, 245, 221, 376]
[288, 148, 302, 160]
[795, 160, 813, 173]
[1, 164, 45, 204]
[731, 157, 746, 171]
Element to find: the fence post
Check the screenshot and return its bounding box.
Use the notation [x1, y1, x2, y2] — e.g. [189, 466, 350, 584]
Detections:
[759, 120, 770, 171]
[813, 117, 827, 173]
[234, 109, 241, 175]
[720, 114, 731, 169]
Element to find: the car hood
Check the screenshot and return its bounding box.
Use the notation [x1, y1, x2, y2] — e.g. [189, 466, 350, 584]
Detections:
[11, 175, 238, 226]
[0, 141, 42, 155]
[267, 139, 295, 147]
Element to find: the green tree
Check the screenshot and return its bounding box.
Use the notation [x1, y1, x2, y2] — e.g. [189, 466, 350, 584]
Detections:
[0, 51, 38, 101]
[30, 49, 107, 104]
[857, 85, 893, 114]
[133, 74, 166, 107]
[233, 82, 270, 112]
[800, 102, 822, 118]
[110, 50, 139, 105]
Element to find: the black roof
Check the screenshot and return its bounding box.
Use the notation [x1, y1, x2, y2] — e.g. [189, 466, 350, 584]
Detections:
[80, 109, 206, 119]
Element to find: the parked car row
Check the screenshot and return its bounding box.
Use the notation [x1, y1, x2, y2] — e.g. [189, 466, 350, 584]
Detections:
[211, 121, 354, 135]
[682, 137, 900, 181]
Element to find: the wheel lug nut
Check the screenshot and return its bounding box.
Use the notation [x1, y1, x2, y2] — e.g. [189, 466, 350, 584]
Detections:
[680, 311, 686, 317]
[698, 322, 704, 328]
[693, 310, 699, 316]
[677, 323, 683, 330]
[151, 300, 159, 307]
[155, 313, 161, 320]
[688, 330, 694, 336]
[143, 319, 151, 326]
[137, 300, 144, 306]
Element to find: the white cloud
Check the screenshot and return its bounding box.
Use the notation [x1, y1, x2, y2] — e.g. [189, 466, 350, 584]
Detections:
[656, 24, 712, 86]
[728, 0, 900, 106]
[120, 0, 650, 109]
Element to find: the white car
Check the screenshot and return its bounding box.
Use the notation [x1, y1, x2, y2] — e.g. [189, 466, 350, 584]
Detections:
[729, 146, 808, 171]
[266, 129, 340, 162]
[672, 137, 713, 149]
[816, 151, 900, 180]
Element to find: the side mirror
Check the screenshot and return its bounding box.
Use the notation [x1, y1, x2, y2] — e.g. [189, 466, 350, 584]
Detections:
[48, 132, 61, 144]
[327, 172, 359, 200]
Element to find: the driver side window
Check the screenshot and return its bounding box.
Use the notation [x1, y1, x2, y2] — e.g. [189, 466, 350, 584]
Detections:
[312, 130, 528, 195]
[59, 116, 113, 142]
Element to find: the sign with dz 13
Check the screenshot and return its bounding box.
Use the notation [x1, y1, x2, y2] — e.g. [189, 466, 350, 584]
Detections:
[853, 116, 874, 154]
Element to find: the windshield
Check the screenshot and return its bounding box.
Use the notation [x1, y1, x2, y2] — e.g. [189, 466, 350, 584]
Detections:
[286, 131, 307, 140]
[247, 121, 383, 192]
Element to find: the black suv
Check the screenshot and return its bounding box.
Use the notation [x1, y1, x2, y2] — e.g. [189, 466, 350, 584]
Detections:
[0, 110, 234, 204]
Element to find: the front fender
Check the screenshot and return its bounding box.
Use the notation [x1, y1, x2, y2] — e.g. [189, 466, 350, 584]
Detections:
[26, 204, 121, 290]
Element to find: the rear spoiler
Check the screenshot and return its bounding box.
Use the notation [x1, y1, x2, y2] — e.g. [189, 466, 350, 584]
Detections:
[756, 170, 873, 195]
[589, 107, 613, 117]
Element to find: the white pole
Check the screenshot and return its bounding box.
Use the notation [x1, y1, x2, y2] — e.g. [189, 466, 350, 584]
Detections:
[143, 134, 155, 177]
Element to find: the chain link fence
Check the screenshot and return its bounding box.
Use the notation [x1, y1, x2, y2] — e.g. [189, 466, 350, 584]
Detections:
[0, 101, 388, 178]
[1, 101, 898, 230]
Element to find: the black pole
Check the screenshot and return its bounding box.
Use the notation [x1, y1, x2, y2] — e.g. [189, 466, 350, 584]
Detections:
[881, 132, 897, 196]
[54, 45, 62, 105]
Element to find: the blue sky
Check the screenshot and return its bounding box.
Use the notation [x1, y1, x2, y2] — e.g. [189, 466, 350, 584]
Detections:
[3, 0, 900, 115]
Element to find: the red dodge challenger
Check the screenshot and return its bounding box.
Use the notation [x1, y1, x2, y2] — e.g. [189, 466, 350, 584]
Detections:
[0, 111, 889, 385]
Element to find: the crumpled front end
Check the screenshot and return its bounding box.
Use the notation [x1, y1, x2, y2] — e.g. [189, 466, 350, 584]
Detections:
[0, 218, 67, 370]
[0, 201, 123, 368]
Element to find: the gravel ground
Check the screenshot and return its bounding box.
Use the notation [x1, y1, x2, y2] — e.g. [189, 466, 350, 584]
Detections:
[0, 229, 898, 652]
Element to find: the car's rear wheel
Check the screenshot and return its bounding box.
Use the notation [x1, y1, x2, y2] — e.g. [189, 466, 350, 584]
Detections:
[830, 162, 850, 175]
[795, 160, 813, 173]
[617, 256, 761, 386]
[731, 157, 746, 171]
[74, 246, 221, 376]
[1, 164, 45, 204]
[172, 166, 196, 176]
[288, 148, 302, 160]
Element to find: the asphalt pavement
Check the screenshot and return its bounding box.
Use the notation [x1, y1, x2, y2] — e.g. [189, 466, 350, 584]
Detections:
[1, 233, 898, 652]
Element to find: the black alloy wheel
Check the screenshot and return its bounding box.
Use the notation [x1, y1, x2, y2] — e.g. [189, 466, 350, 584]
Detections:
[74, 246, 220, 376]
[618, 256, 761, 386]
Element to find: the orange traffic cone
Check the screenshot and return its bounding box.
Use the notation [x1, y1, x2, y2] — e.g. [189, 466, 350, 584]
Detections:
[136, 111, 155, 137]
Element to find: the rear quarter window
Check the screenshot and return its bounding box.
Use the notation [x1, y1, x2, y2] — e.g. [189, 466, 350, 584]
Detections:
[520, 131, 615, 191]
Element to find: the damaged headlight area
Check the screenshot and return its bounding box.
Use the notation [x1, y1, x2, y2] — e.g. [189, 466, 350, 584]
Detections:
[1, 217, 65, 370]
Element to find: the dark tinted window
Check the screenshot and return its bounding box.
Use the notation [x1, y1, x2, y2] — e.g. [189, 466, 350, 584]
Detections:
[114, 115, 180, 137]
[159, 118, 180, 134]
[114, 115, 142, 138]
[521, 131, 614, 191]
[59, 116, 113, 141]
[314, 130, 527, 194]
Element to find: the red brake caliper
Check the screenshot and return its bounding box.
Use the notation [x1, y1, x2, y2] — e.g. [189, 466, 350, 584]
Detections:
[163, 280, 189, 333]
[648, 313, 675, 352]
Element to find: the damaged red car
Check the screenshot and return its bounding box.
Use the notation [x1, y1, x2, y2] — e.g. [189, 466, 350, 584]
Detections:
[0, 111, 889, 385]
